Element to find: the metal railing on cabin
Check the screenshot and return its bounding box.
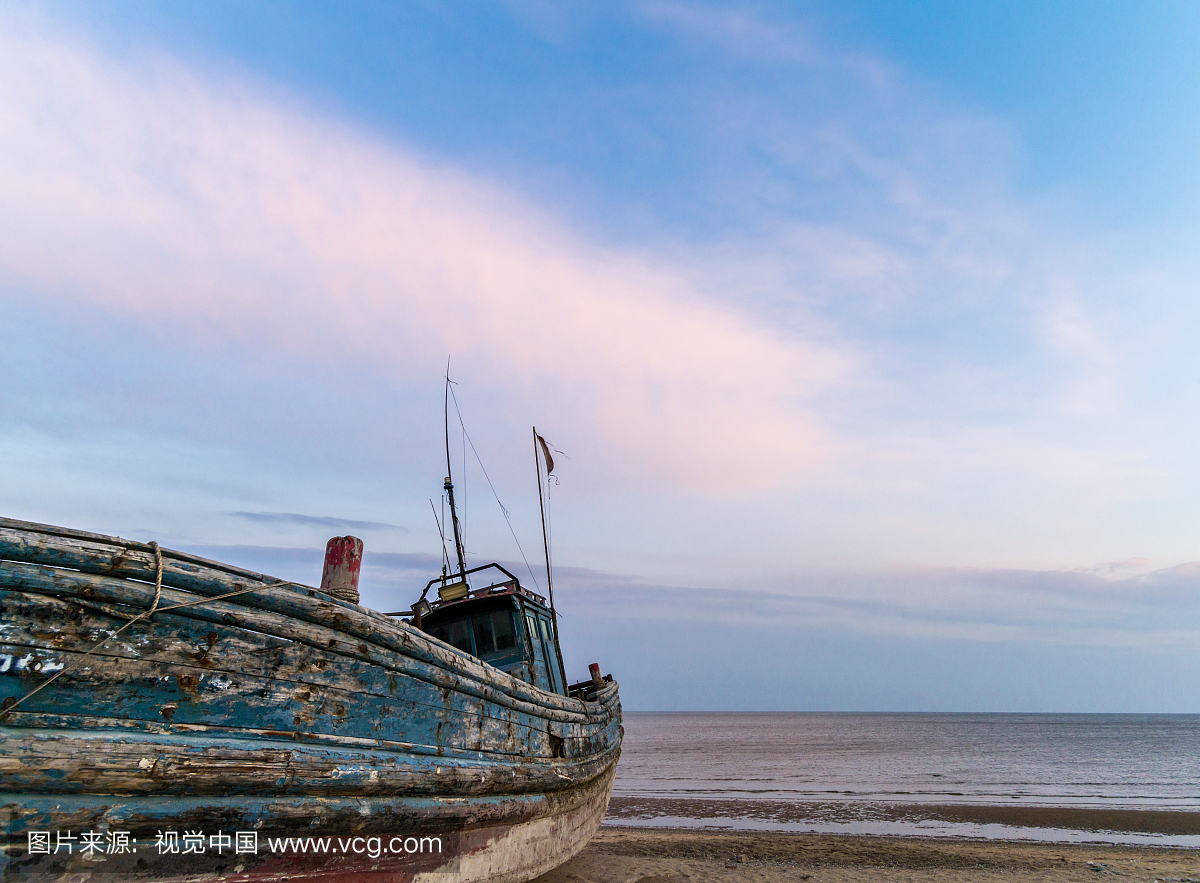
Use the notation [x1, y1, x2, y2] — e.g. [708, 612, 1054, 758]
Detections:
[424, 563, 547, 607]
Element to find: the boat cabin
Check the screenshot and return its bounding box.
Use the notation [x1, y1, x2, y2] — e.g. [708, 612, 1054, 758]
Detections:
[411, 564, 567, 695]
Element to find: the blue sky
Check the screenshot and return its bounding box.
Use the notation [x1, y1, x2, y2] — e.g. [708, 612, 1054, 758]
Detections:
[2, 2, 1198, 710]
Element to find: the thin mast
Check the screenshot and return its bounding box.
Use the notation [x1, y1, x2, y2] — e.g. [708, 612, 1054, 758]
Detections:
[534, 426, 568, 691]
[445, 376, 467, 579]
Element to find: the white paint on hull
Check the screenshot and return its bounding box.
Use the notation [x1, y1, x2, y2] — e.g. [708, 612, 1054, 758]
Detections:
[416, 765, 617, 883]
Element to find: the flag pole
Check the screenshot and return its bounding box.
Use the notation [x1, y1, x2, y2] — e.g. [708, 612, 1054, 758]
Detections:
[444, 374, 467, 580]
[534, 427, 568, 693]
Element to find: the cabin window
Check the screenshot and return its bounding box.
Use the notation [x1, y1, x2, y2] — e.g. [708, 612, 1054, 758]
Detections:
[474, 609, 516, 657]
[432, 618, 473, 654]
[429, 607, 521, 662]
[490, 609, 516, 651]
[473, 613, 494, 654]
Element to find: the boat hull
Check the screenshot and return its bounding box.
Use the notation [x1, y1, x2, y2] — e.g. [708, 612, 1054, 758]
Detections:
[1, 762, 617, 881]
[0, 518, 622, 882]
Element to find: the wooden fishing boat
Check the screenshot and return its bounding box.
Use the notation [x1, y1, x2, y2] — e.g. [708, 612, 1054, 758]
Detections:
[0, 457, 621, 882]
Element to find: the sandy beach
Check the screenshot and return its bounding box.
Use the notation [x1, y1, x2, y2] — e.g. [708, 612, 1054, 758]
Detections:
[534, 826, 1200, 883]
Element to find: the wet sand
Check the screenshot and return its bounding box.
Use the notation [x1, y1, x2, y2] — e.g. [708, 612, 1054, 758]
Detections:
[533, 826, 1200, 883]
[607, 797, 1200, 838]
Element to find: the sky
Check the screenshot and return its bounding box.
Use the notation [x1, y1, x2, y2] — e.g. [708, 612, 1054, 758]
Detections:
[2, 1, 1199, 711]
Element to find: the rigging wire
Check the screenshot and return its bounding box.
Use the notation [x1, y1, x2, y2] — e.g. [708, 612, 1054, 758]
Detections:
[448, 384, 544, 594]
[430, 498, 451, 575]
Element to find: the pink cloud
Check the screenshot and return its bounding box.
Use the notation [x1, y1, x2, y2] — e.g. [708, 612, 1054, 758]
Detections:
[0, 23, 852, 492]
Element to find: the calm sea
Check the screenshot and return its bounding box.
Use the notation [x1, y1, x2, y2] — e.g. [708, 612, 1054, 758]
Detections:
[608, 713, 1200, 846]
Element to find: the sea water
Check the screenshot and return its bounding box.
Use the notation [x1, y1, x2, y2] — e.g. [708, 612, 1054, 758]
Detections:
[607, 713, 1200, 845]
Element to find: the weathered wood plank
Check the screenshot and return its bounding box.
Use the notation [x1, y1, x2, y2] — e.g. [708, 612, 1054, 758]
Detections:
[0, 590, 620, 763]
[0, 566, 619, 726]
[2, 764, 618, 883]
[0, 591, 596, 758]
[0, 657, 618, 767]
[0, 726, 619, 798]
[0, 641, 543, 756]
[1, 761, 618, 843]
[0, 520, 592, 712]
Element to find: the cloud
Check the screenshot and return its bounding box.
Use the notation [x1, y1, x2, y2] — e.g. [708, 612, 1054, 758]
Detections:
[2, 5, 1195, 588]
[548, 560, 1200, 648]
[1084, 557, 1153, 576]
[0, 16, 850, 494]
[638, 1, 825, 66]
[228, 511, 402, 531]
[176, 543, 443, 609]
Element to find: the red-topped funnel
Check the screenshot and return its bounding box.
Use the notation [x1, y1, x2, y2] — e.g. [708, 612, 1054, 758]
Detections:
[321, 536, 363, 605]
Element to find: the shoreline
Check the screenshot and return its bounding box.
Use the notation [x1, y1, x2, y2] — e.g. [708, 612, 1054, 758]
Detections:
[606, 797, 1200, 846]
[533, 826, 1200, 882]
